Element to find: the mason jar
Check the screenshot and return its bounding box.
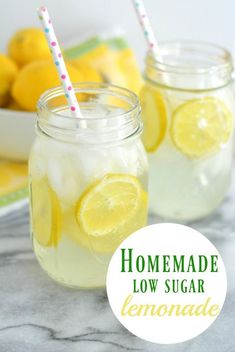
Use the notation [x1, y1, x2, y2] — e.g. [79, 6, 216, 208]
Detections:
[140, 41, 235, 222]
[29, 83, 148, 288]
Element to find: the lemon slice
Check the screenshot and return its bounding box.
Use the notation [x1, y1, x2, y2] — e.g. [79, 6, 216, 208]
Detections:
[63, 187, 147, 254]
[139, 85, 167, 152]
[31, 177, 61, 247]
[171, 97, 233, 158]
[76, 174, 147, 239]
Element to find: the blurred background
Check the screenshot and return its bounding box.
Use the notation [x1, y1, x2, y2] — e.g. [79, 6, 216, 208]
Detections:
[0, 0, 235, 64]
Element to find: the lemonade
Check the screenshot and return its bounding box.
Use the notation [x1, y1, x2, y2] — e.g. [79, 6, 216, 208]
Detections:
[29, 83, 148, 288]
[140, 42, 235, 221]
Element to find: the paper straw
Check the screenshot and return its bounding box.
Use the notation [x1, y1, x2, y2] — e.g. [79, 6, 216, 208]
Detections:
[131, 0, 160, 59]
[132, 0, 170, 87]
[37, 6, 83, 118]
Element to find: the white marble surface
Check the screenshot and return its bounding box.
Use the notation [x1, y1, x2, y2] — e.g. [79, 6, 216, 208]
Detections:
[0, 173, 235, 352]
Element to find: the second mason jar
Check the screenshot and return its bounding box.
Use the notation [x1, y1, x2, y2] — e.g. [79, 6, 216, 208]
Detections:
[140, 41, 235, 222]
[29, 83, 148, 288]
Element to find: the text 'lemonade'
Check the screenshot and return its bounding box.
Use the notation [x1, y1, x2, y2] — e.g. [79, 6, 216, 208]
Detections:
[29, 83, 148, 288]
[140, 42, 235, 221]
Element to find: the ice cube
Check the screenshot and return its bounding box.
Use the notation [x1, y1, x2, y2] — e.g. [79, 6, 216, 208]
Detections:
[47, 153, 84, 208]
[29, 140, 46, 180]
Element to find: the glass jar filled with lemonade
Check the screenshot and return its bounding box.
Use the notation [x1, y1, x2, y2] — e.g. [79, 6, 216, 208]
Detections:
[29, 83, 148, 288]
[140, 41, 234, 222]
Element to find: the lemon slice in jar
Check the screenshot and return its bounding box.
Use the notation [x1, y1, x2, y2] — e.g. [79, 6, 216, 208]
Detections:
[31, 177, 61, 247]
[139, 85, 167, 153]
[170, 97, 233, 158]
[75, 174, 148, 251]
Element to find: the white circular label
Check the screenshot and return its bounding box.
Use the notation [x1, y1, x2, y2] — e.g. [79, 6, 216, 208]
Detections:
[106, 223, 227, 344]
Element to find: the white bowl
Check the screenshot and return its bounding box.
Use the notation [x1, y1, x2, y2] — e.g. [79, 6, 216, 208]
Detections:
[0, 108, 36, 161]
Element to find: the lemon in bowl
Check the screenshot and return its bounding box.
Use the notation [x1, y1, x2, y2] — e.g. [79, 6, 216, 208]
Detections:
[11, 59, 83, 111]
[0, 59, 83, 160]
[8, 28, 51, 67]
[0, 54, 18, 107]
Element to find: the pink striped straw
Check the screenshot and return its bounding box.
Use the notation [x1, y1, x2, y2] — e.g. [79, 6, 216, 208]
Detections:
[37, 6, 82, 118]
[131, 0, 160, 58]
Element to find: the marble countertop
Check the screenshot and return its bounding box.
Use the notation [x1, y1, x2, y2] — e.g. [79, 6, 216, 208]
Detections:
[0, 174, 235, 352]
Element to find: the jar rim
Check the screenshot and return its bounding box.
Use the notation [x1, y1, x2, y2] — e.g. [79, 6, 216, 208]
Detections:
[37, 82, 140, 121]
[36, 82, 143, 145]
[146, 40, 233, 75]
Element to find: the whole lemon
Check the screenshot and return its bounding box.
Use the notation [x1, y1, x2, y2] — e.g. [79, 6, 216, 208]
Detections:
[8, 28, 51, 67]
[12, 60, 83, 111]
[0, 54, 18, 107]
